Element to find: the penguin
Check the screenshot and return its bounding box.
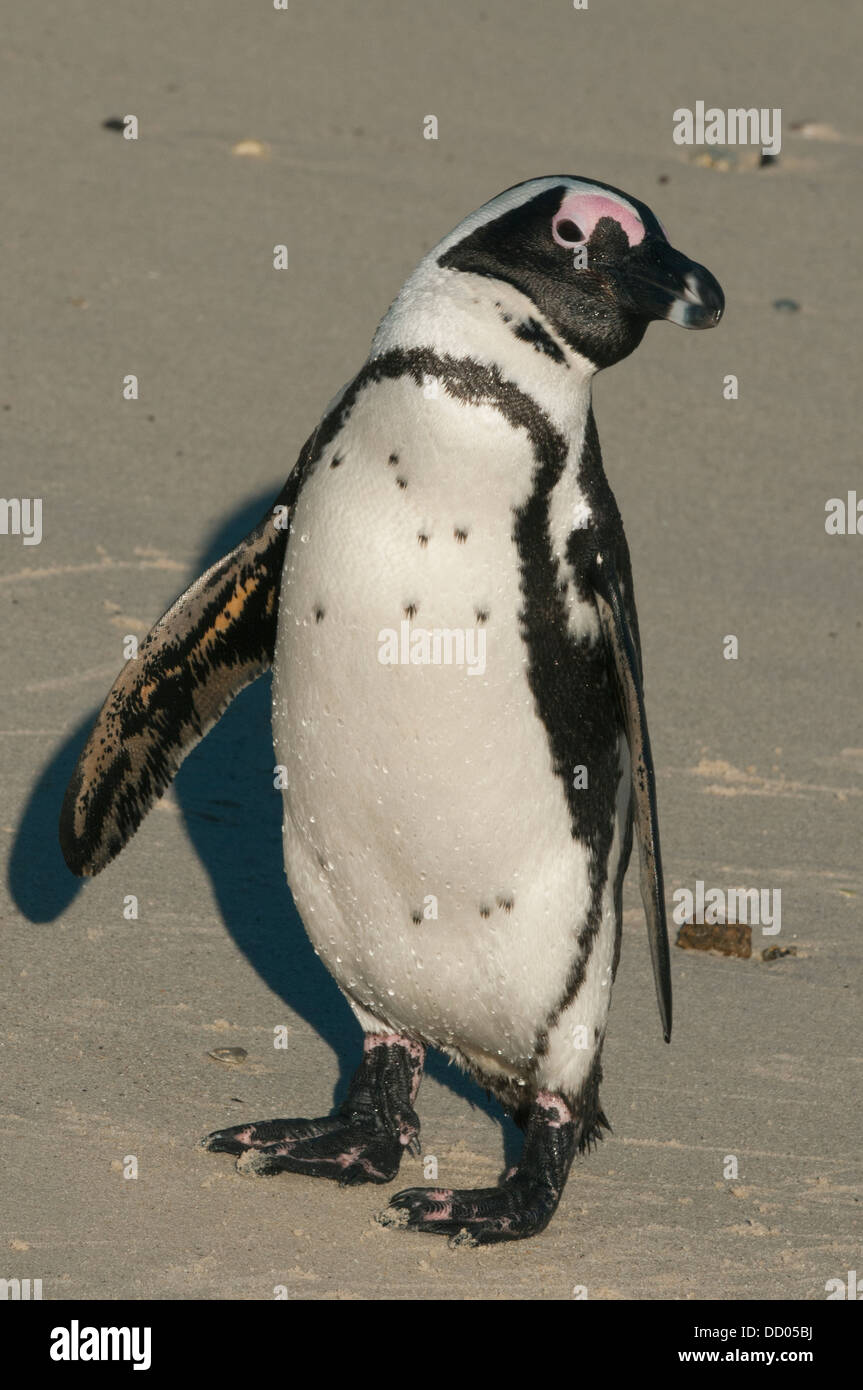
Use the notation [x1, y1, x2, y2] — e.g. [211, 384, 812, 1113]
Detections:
[60, 176, 723, 1245]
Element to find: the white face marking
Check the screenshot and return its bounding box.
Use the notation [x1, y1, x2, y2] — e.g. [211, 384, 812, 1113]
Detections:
[431, 176, 648, 261]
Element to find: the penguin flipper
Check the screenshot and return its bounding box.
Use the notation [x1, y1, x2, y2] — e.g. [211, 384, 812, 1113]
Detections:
[593, 554, 672, 1043]
[59, 487, 290, 877]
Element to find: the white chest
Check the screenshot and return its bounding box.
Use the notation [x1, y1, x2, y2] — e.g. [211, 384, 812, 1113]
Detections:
[270, 371, 617, 1064]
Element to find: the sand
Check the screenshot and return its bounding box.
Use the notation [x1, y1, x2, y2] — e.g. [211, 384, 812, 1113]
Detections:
[2, 0, 860, 1299]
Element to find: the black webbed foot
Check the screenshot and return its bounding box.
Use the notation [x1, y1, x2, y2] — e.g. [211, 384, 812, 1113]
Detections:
[200, 1033, 425, 1187]
[379, 1090, 579, 1244]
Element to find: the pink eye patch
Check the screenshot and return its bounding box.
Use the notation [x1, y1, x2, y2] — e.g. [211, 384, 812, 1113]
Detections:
[551, 192, 646, 248]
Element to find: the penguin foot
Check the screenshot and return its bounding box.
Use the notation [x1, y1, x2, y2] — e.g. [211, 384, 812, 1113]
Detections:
[379, 1089, 578, 1245]
[200, 1032, 425, 1188]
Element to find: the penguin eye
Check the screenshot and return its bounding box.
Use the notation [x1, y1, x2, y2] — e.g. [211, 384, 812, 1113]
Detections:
[554, 219, 585, 245]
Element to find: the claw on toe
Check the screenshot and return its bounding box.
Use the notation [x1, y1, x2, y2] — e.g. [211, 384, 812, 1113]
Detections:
[199, 1128, 253, 1156]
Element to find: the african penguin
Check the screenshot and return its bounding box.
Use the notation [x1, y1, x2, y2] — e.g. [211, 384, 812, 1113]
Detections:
[60, 176, 723, 1245]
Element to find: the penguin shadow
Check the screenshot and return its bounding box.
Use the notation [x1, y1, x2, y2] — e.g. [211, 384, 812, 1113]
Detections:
[10, 491, 515, 1157]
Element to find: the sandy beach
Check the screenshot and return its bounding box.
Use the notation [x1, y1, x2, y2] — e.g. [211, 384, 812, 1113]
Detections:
[2, 0, 861, 1300]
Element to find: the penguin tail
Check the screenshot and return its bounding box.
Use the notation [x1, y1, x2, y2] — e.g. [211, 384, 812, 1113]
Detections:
[577, 1108, 612, 1155]
[59, 485, 291, 877]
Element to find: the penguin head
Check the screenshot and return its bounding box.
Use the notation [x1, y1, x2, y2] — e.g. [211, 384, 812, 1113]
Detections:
[434, 177, 724, 372]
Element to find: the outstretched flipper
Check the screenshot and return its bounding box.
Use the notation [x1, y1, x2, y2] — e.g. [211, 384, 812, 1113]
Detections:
[592, 550, 672, 1043]
[59, 482, 292, 877]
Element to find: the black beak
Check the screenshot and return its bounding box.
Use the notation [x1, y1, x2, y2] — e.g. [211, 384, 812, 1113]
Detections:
[615, 238, 724, 329]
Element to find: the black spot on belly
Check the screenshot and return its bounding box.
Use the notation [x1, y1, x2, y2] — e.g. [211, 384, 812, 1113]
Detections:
[410, 909, 423, 925]
[479, 903, 491, 919]
[454, 528, 469, 543]
[396, 477, 408, 490]
[417, 533, 429, 548]
[330, 455, 343, 469]
[404, 602, 418, 619]
[496, 894, 514, 913]
[314, 607, 325, 623]
[474, 608, 489, 624]
[388, 453, 399, 466]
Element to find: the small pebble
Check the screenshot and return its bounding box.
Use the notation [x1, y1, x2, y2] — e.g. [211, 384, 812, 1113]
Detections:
[207, 1047, 248, 1066]
[790, 121, 841, 141]
[761, 946, 797, 962]
[232, 140, 270, 159]
[693, 150, 735, 172]
[773, 299, 800, 313]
